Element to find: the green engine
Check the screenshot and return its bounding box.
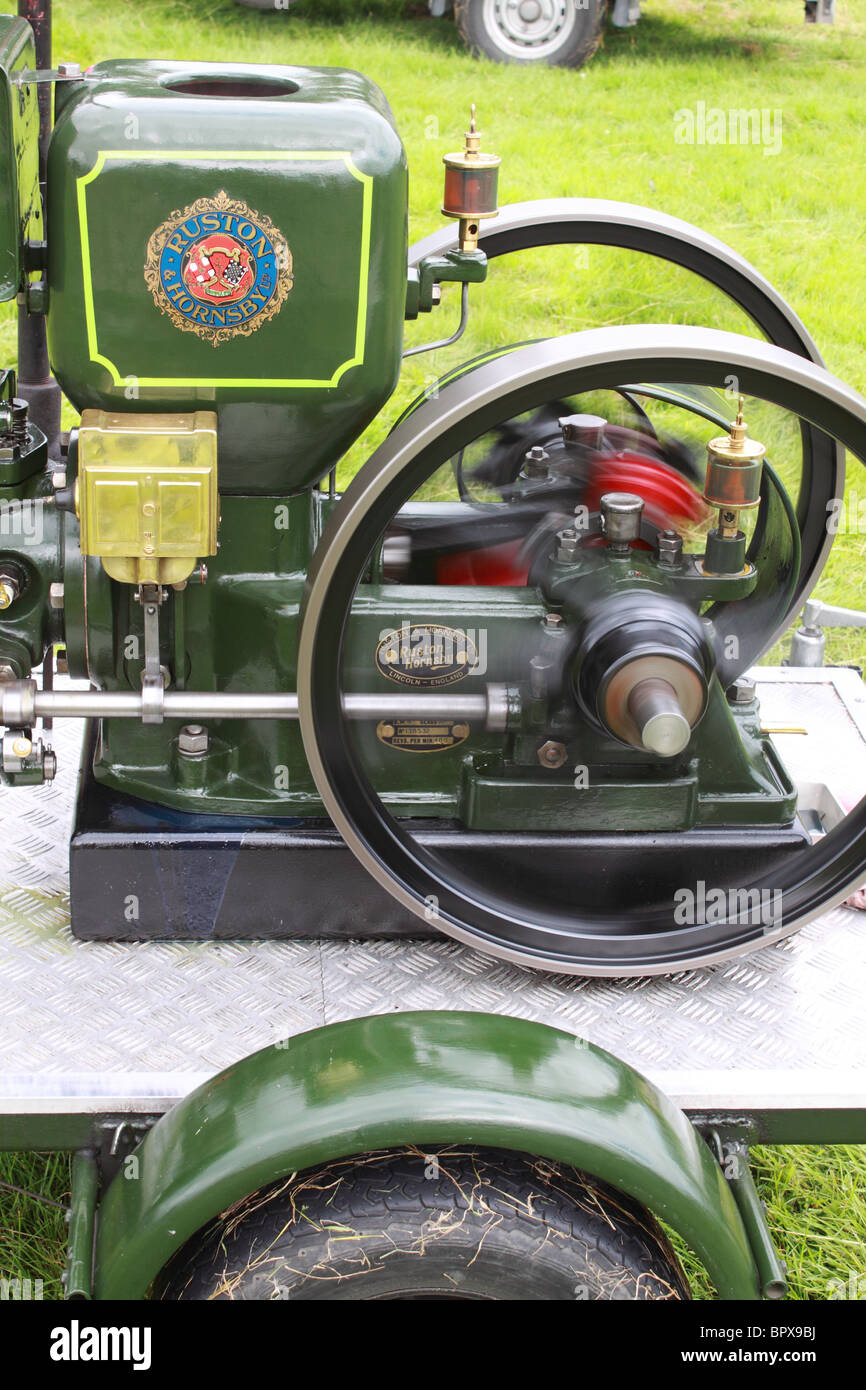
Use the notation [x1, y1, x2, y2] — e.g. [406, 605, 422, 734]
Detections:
[2, 8, 866, 975]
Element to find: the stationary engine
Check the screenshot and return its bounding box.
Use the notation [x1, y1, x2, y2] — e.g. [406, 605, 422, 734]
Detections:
[3, 10, 866, 973]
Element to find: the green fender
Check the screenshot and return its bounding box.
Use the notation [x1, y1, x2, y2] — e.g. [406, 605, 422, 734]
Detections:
[93, 1011, 759, 1299]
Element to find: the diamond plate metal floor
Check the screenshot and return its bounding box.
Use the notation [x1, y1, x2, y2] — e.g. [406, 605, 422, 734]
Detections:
[0, 669, 864, 1119]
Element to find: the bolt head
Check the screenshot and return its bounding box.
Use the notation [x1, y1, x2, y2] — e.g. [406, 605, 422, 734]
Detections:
[656, 529, 684, 566]
[727, 676, 757, 705]
[556, 527, 580, 562]
[51, 470, 67, 491]
[178, 724, 209, 756]
[537, 739, 568, 770]
[0, 663, 17, 683]
[0, 581, 15, 610]
[543, 612, 563, 629]
[523, 444, 550, 479]
[49, 581, 65, 610]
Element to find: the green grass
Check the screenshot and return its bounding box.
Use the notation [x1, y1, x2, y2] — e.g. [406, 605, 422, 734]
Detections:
[2, 0, 866, 1301]
[0, 1153, 70, 1300]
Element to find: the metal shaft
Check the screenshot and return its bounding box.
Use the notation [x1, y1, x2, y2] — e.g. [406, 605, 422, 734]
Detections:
[627, 677, 692, 758]
[0, 681, 511, 730]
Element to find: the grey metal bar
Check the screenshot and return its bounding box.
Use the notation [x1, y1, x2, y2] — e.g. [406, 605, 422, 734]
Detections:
[0, 681, 499, 726]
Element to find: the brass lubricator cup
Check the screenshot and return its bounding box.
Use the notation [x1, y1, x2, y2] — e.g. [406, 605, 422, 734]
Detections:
[702, 397, 766, 575]
[442, 104, 501, 253]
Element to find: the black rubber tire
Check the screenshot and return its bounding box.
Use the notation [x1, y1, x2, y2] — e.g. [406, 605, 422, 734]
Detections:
[455, 0, 607, 67]
[153, 1147, 690, 1300]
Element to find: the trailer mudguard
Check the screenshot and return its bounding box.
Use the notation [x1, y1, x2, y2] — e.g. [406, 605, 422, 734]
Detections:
[93, 1011, 759, 1299]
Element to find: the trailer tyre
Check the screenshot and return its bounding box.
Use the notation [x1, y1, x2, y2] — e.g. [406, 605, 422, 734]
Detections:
[153, 1147, 690, 1300]
[455, 0, 607, 66]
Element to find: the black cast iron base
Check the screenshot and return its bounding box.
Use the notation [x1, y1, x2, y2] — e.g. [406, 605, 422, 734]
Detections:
[69, 726, 811, 943]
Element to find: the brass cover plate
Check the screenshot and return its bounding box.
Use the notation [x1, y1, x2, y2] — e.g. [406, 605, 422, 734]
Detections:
[77, 409, 218, 585]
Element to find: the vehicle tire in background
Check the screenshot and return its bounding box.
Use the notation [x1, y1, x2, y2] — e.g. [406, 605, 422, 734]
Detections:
[455, 0, 607, 66]
[154, 1146, 690, 1299]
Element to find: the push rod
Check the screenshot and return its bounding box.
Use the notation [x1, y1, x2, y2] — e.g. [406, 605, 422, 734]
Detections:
[0, 680, 515, 732]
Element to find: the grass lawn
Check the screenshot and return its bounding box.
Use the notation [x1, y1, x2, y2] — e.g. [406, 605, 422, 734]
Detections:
[1, 0, 866, 1300]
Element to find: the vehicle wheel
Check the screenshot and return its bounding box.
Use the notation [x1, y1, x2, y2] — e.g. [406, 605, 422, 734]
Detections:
[153, 1147, 689, 1300]
[455, 0, 607, 66]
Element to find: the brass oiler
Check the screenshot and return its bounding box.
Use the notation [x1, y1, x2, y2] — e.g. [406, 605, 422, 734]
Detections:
[703, 396, 766, 537]
[442, 105, 501, 253]
[701, 397, 766, 575]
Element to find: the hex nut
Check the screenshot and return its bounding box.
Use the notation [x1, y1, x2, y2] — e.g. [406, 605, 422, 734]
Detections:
[537, 739, 568, 769]
[727, 676, 757, 705]
[523, 445, 550, 479]
[178, 724, 209, 757]
[556, 527, 579, 563]
[657, 529, 684, 566]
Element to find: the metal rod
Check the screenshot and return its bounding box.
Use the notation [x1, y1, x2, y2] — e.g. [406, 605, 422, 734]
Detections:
[2, 684, 494, 724]
[402, 282, 470, 359]
[722, 1141, 788, 1300]
[64, 1148, 98, 1301]
[16, 0, 62, 457]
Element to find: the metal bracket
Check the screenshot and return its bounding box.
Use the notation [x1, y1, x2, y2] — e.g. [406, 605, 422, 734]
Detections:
[788, 598, 866, 667]
[405, 247, 487, 319]
[11, 64, 85, 85]
[136, 584, 167, 724]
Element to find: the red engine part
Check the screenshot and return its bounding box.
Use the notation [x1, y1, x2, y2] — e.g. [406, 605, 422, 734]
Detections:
[436, 452, 709, 586]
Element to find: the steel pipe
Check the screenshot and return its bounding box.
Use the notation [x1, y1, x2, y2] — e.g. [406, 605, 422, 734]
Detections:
[0, 680, 509, 729]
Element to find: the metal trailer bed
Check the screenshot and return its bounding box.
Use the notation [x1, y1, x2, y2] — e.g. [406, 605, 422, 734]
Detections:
[0, 666, 864, 1153]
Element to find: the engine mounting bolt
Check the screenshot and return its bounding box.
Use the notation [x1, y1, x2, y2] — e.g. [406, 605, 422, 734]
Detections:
[656, 529, 683, 566]
[523, 445, 550, 479]
[543, 612, 563, 629]
[178, 724, 209, 757]
[49, 582, 65, 610]
[537, 739, 568, 770]
[0, 578, 18, 610]
[727, 676, 757, 705]
[556, 527, 579, 562]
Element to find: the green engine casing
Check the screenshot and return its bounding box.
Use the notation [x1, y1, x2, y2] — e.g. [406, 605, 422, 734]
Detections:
[46, 61, 409, 493]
